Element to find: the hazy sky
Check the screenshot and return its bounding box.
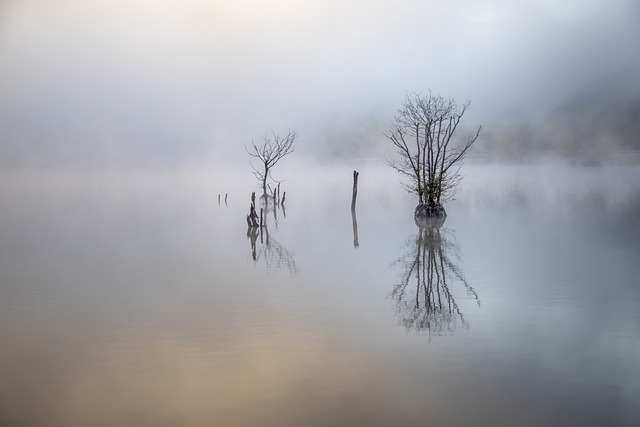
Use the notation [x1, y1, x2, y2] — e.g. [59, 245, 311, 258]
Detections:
[1, 0, 639, 167]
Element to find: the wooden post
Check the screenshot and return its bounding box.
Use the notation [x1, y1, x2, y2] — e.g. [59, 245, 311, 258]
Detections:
[277, 183, 281, 205]
[351, 170, 359, 211]
[260, 208, 263, 228]
[218, 194, 221, 205]
[225, 193, 228, 205]
[281, 191, 286, 205]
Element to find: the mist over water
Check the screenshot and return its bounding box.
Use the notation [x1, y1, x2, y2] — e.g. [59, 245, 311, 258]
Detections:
[1, 163, 639, 426]
[1, 0, 640, 168]
[1, 1, 640, 426]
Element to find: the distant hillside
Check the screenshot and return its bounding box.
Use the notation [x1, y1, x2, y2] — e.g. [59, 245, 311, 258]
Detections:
[479, 82, 640, 164]
[550, 91, 640, 151]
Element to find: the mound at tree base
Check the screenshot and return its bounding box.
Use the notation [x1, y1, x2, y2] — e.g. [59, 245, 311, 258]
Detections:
[414, 203, 446, 228]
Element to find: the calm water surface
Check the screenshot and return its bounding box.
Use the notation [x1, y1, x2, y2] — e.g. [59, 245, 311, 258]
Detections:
[1, 164, 639, 426]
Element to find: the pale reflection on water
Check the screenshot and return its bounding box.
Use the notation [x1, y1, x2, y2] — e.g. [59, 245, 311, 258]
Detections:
[0, 165, 639, 426]
[391, 222, 480, 336]
[247, 201, 297, 274]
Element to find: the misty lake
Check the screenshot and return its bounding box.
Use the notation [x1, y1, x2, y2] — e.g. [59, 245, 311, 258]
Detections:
[1, 162, 639, 427]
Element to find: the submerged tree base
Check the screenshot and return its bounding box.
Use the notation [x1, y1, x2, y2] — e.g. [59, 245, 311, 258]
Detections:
[414, 203, 446, 228]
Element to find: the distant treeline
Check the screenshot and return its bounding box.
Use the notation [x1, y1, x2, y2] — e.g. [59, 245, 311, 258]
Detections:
[478, 95, 640, 164]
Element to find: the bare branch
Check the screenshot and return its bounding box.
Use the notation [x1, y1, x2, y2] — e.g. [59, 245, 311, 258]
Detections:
[385, 92, 482, 206]
[246, 129, 298, 198]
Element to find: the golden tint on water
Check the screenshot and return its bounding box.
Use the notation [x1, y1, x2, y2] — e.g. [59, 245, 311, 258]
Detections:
[1, 165, 639, 426]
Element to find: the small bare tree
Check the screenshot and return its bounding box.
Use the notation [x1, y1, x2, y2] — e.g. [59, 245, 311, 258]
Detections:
[386, 92, 482, 214]
[246, 130, 298, 200]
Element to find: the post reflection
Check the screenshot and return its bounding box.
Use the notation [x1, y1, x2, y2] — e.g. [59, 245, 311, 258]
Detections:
[391, 217, 480, 336]
[351, 207, 359, 248]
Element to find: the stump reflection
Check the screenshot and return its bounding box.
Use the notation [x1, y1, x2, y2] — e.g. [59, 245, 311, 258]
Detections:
[247, 200, 297, 274]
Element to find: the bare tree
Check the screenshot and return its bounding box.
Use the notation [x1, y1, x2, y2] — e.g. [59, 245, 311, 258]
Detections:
[386, 92, 482, 215]
[246, 130, 298, 200]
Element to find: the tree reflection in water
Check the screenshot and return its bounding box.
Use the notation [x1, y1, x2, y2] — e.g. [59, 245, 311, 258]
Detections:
[247, 201, 297, 274]
[391, 219, 480, 336]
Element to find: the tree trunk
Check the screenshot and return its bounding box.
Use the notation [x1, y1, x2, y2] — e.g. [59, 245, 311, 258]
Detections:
[262, 164, 268, 200]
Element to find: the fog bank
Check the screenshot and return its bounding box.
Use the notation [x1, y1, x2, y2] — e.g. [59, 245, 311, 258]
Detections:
[1, 0, 639, 168]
